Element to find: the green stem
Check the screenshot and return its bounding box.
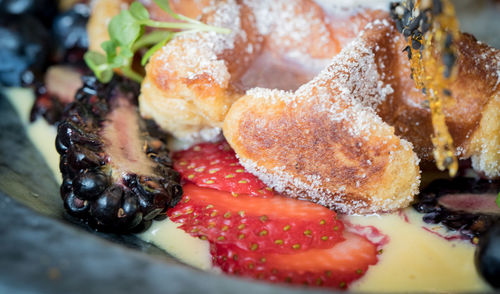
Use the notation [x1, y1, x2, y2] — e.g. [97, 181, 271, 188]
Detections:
[140, 20, 231, 34]
[121, 67, 144, 83]
[173, 29, 200, 36]
[132, 31, 172, 52]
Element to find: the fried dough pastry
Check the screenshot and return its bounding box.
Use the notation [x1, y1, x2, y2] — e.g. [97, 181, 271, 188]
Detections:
[140, 0, 384, 142]
[376, 33, 500, 177]
[139, 0, 499, 176]
[89, 0, 500, 213]
[224, 22, 421, 214]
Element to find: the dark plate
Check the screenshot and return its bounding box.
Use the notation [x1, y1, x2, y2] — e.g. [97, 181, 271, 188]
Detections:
[1, 1, 499, 293]
[0, 94, 334, 294]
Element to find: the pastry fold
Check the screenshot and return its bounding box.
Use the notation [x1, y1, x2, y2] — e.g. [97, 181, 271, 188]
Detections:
[224, 22, 421, 214]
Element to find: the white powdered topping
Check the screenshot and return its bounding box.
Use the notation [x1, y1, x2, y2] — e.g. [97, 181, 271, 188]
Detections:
[301, 27, 394, 137]
[199, 0, 246, 54]
[245, 87, 293, 105]
[181, 126, 223, 144]
[157, 0, 244, 87]
[238, 23, 418, 213]
[283, 50, 333, 75]
[314, 0, 391, 14]
[471, 147, 500, 178]
[244, 22, 397, 139]
[250, 30, 394, 138]
[492, 49, 500, 92]
[239, 155, 417, 214]
[244, 0, 333, 53]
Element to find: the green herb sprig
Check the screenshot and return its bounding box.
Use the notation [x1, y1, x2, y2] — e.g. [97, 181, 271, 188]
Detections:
[496, 191, 500, 209]
[84, 0, 230, 83]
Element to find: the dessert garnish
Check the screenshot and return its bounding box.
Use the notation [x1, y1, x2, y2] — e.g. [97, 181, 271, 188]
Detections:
[57, 75, 182, 232]
[168, 141, 383, 289]
[390, 0, 460, 176]
[84, 0, 230, 83]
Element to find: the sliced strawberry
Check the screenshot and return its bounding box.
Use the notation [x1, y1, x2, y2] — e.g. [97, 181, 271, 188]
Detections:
[173, 141, 274, 197]
[168, 184, 344, 254]
[212, 232, 379, 289]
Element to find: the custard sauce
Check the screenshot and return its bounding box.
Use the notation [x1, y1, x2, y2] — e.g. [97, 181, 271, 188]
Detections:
[6, 89, 491, 292]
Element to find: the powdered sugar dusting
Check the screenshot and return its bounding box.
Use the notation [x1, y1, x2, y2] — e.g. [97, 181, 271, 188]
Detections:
[235, 22, 419, 214]
[237, 156, 370, 214]
[200, 0, 246, 54]
[239, 155, 418, 214]
[314, 0, 391, 14]
[249, 28, 395, 139]
[245, 0, 333, 56]
[157, 0, 244, 87]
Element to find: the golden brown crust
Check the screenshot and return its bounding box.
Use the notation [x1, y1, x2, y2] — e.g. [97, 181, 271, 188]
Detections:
[140, 0, 261, 141]
[224, 23, 421, 214]
[374, 32, 500, 176]
[468, 92, 500, 176]
[139, 0, 382, 142]
[90, 0, 500, 217]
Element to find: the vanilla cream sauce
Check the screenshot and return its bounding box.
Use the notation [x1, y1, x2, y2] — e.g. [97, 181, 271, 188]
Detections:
[5, 89, 491, 292]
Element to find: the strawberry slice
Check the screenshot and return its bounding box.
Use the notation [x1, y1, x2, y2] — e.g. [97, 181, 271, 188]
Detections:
[168, 184, 344, 254]
[211, 232, 379, 289]
[173, 142, 274, 197]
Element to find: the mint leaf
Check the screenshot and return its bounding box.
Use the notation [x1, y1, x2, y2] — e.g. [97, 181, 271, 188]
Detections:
[109, 54, 128, 69]
[496, 192, 500, 208]
[98, 68, 114, 83]
[86, 0, 229, 83]
[129, 2, 149, 21]
[84, 51, 113, 83]
[108, 10, 141, 48]
[101, 40, 117, 63]
[119, 47, 134, 59]
[84, 51, 106, 68]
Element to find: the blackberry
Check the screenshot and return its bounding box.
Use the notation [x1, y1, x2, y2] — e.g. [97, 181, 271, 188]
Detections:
[475, 221, 500, 289]
[56, 75, 182, 232]
[0, 14, 50, 86]
[413, 177, 500, 241]
[30, 65, 87, 124]
[52, 3, 89, 53]
[26, 2, 90, 124]
[0, 0, 58, 27]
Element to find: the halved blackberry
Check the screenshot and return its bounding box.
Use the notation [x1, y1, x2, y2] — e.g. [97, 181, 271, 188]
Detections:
[413, 177, 500, 242]
[30, 65, 86, 124]
[56, 75, 182, 232]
